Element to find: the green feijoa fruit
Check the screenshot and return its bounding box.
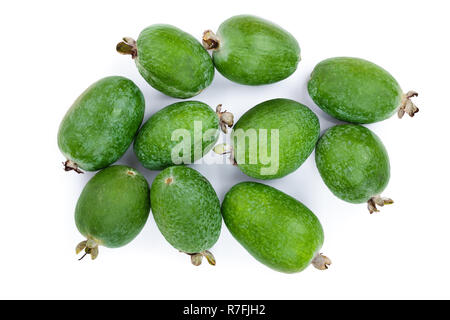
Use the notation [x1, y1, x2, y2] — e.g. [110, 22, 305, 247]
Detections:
[222, 182, 330, 273]
[58, 76, 145, 173]
[220, 98, 319, 180]
[308, 57, 419, 123]
[202, 15, 300, 85]
[134, 101, 233, 170]
[151, 166, 221, 266]
[315, 124, 393, 213]
[75, 165, 150, 260]
[117, 25, 214, 99]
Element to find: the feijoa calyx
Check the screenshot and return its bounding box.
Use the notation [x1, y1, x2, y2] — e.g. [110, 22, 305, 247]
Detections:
[308, 57, 419, 123]
[216, 98, 319, 180]
[58, 76, 145, 173]
[134, 101, 233, 170]
[203, 15, 300, 85]
[75, 165, 151, 260]
[117, 25, 214, 99]
[150, 166, 222, 266]
[222, 182, 330, 273]
[315, 124, 393, 213]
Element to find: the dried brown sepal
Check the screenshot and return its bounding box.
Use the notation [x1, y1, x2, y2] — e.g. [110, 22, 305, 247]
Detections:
[116, 37, 138, 59]
[63, 160, 83, 174]
[216, 104, 234, 133]
[202, 250, 216, 266]
[90, 246, 99, 260]
[213, 144, 237, 166]
[398, 91, 419, 119]
[202, 30, 220, 50]
[311, 253, 332, 270]
[190, 253, 203, 266]
[86, 239, 98, 249]
[230, 148, 237, 166]
[367, 195, 394, 214]
[213, 143, 232, 155]
[75, 241, 87, 254]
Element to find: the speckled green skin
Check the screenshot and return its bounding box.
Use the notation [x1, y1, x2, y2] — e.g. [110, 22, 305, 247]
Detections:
[134, 101, 220, 170]
[308, 57, 403, 124]
[316, 125, 390, 203]
[232, 98, 319, 179]
[150, 166, 221, 253]
[136, 25, 214, 98]
[58, 76, 145, 171]
[222, 182, 324, 273]
[75, 166, 150, 248]
[212, 15, 300, 85]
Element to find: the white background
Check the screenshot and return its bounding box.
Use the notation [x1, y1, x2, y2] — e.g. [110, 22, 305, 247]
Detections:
[1, 0, 449, 299]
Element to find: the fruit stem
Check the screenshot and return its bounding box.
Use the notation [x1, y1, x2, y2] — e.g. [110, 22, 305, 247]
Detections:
[213, 144, 237, 166]
[367, 195, 394, 214]
[78, 252, 88, 261]
[186, 250, 216, 266]
[398, 91, 419, 119]
[63, 160, 83, 174]
[202, 30, 220, 50]
[311, 253, 332, 270]
[116, 37, 138, 59]
[216, 105, 234, 133]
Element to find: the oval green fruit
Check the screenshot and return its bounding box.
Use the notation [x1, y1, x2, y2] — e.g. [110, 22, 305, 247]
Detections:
[117, 25, 214, 99]
[227, 98, 319, 180]
[58, 76, 145, 173]
[315, 124, 393, 213]
[203, 15, 300, 85]
[75, 165, 150, 260]
[222, 182, 330, 273]
[308, 57, 419, 123]
[134, 101, 233, 170]
[151, 166, 222, 266]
